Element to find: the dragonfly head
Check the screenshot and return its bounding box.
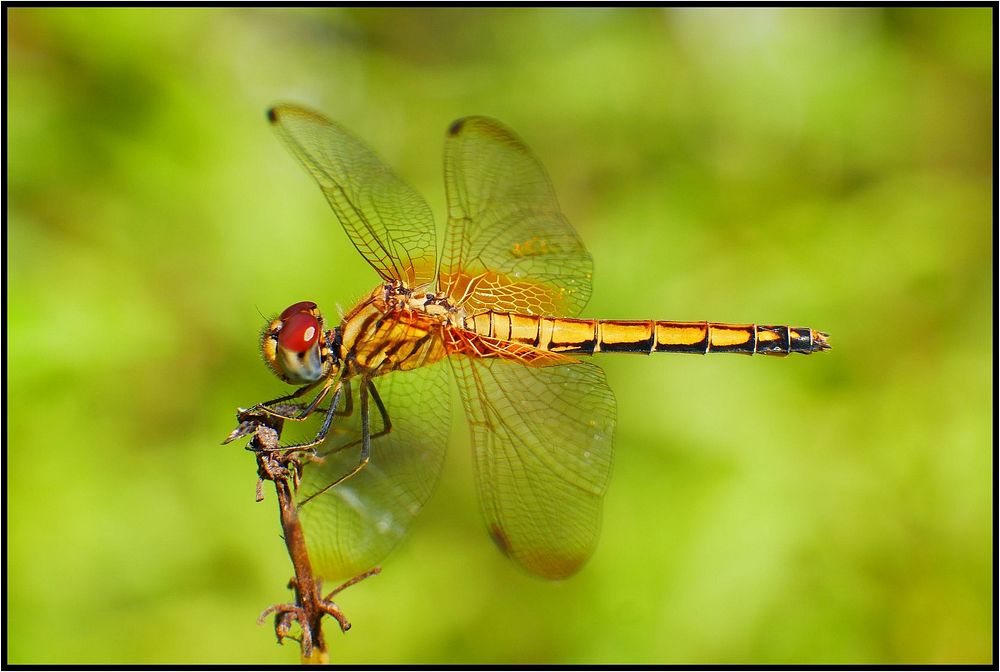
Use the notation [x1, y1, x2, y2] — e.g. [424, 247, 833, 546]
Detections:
[261, 301, 337, 385]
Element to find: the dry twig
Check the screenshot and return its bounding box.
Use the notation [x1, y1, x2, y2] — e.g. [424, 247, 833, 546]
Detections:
[224, 406, 379, 664]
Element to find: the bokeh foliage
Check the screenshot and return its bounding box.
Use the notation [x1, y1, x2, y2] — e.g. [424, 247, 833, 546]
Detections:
[7, 7, 992, 664]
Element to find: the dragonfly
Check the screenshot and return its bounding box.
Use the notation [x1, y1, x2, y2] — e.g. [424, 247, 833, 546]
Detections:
[239, 104, 830, 582]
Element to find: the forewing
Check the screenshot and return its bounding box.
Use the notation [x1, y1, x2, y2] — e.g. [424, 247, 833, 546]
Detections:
[297, 361, 451, 581]
[439, 117, 593, 317]
[451, 356, 616, 579]
[269, 104, 437, 288]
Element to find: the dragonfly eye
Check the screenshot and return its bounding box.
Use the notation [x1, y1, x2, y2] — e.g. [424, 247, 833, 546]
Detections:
[278, 311, 320, 353]
[262, 302, 327, 384]
[280, 300, 318, 321]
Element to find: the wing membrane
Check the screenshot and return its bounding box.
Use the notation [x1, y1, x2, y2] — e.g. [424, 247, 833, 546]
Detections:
[297, 361, 451, 580]
[439, 117, 593, 317]
[269, 104, 437, 288]
[451, 356, 616, 579]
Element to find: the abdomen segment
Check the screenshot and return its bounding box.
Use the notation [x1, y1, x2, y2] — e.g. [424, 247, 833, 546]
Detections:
[464, 312, 830, 356]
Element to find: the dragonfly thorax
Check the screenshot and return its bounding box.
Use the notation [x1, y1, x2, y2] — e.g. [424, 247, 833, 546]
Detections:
[332, 284, 452, 378]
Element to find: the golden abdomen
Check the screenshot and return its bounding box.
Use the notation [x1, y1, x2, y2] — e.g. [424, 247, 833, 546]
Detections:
[463, 311, 830, 356]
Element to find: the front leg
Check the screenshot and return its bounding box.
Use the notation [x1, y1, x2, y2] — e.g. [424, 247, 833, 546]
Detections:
[256, 381, 347, 457]
[251, 381, 328, 422]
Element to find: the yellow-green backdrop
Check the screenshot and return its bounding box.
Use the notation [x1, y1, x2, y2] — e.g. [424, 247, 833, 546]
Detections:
[7, 7, 993, 665]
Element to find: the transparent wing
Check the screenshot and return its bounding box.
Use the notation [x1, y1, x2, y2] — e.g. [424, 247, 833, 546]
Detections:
[269, 104, 437, 288]
[439, 117, 593, 317]
[297, 361, 451, 581]
[451, 356, 616, 579]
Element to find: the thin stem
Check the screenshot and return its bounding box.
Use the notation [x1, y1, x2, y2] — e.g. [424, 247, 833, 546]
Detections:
[230, 404, 380, 663]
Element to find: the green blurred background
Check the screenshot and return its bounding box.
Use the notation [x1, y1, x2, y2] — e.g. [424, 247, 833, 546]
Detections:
[7, 7, 992, 665]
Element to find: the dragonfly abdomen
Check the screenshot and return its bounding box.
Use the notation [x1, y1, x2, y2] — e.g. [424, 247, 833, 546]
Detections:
[465, 312, 830, 356]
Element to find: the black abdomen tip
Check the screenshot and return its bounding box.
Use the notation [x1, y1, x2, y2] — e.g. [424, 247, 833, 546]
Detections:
[448, 118, 466, 136]
[266, 107, 279, 123]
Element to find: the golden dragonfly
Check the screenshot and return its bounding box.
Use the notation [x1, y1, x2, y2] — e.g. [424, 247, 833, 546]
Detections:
[235, 104, 829, 582]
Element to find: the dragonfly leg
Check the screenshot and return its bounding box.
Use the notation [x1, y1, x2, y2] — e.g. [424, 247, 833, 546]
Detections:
[337, 379, 354, 417]
[288, 379, 354, 420]
[298, 380, 389, 508]
[316, 379, 391, 458]
[257, 382, 345, 456]
[226, 385, 324, 443]
[251, 379, 358, 458]
[254, 382, 318, 410]
[252, 381, 333, 422]
[286, 383, 332, 420]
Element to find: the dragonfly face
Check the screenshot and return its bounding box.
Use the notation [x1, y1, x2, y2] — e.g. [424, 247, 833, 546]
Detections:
[240, 105, 829, 583]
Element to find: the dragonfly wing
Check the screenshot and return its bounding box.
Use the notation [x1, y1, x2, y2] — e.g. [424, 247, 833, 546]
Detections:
[451, 356, 616, 579]
[439, 117, 593, 317]
[297, 360, 451, 581]
[269, 104, 437, 288]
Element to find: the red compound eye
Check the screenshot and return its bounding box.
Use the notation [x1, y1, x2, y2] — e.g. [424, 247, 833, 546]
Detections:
[278, 311, 320, 353]
[279, 301, 317, 321]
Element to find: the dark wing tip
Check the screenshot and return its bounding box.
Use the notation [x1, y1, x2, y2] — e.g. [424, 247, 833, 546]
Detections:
[488, 523, 512, 556]
[266, 106, 280, 124]
[448, 118, 466, 136]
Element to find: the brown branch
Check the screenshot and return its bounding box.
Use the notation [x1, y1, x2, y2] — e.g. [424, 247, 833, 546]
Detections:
[224, 406, 379, 664]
